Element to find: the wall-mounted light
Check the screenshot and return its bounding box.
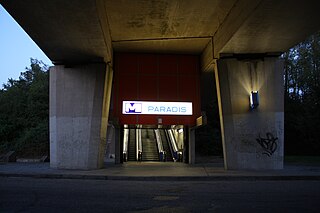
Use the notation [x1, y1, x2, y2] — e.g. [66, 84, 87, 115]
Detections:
[250, 91, 259, 109]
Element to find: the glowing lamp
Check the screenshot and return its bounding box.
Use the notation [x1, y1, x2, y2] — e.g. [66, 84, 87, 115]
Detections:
[250, 91, 259, 109]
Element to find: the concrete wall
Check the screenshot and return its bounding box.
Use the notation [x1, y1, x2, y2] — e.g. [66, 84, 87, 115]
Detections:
[50, 63, 107, 169]
[216, 57, 284, 170]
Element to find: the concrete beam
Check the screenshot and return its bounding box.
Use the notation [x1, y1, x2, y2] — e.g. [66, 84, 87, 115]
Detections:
[200, 39, 215, 72]
[95, 0, 113, 63]
[213, 0, 262, 58]
[113, 37, 211, 54]
[216, 0, 320, 56]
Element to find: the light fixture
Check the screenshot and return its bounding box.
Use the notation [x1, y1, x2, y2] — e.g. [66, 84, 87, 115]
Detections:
[250, 91, 259, 109]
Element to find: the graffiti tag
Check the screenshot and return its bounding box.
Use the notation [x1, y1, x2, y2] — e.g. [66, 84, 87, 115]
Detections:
[256, 132, 278, 157]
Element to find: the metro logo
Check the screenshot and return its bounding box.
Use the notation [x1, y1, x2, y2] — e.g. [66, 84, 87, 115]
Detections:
[125, 103, 142, 113]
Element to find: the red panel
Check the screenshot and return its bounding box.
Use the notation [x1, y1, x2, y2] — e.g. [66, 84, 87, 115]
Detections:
[159, 76, 177, 101]
[138, 75, 157, 100]
[160, 116, 180, 125]
[139, 55, 158, 75]
[120, 114, 137, 125]
[179, 76, 197, 100]
[137, 115, 157, 124]
[178, 55, 199, 75]
[159, 55, 177, 75]
[117, 53, 139, 74]
[119, 76, 138, 100]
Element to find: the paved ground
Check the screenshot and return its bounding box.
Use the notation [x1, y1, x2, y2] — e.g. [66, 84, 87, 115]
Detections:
[1, 177, 320, 212]
[0, 162, 320, 181]
[1, 162, 319, 212]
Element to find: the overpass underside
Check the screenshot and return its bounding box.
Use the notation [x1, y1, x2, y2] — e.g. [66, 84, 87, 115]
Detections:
[1, 0, 320, 170]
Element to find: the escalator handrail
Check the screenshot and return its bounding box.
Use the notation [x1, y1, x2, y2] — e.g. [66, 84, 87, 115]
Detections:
[154, 129, 164, 154]
[165, 129, 178, 161]
[123, 128, 129, 155]
[136, 129, 143, 161]
[160, 129, 173, 161]
[167, 129, 179, 153]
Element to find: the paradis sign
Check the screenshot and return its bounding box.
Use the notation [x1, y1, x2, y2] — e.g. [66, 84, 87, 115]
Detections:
[122, 101, 193, 115]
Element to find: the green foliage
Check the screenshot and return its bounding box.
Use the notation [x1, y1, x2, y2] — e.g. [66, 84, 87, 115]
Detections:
[284, 31, 320, 155]
[0, 59, 49, 156]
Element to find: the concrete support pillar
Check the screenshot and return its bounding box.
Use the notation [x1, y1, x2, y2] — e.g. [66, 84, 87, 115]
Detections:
[188, 128, 195, 164]
[50, 63, 110, 169]
[99, 64, 114, 165]
[104, 124, 115, 162]
[215, 57, 284, 170]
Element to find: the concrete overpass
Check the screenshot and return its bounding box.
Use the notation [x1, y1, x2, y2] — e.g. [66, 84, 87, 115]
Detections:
[1, 0, 320, 170]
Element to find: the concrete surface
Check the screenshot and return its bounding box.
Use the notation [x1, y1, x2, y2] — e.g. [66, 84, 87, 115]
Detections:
[1, 0, 319, 173]
[50, 63, 107, 170]
[1, 0, 320, 64]
[1, 177, 320, 212]
[216, 57, 284, 170]
[0, 162, 319, 181]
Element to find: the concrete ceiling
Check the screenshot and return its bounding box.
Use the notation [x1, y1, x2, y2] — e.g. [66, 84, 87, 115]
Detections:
[1, 0, 320, 65]
[106, 0, 235, 55]
[106, 0, 234, 40]
[220, 0, 320, 54]
[1, 0, 110, 64]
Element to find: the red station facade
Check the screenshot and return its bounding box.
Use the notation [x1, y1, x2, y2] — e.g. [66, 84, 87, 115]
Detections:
[112, 53, 202, 126]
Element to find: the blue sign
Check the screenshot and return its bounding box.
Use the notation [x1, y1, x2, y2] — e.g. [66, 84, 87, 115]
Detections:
[125, 103, 142, 113]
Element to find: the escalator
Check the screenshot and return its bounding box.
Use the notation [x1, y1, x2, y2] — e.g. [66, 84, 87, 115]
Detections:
[141, 129, 159, 161]
[124, 127, 182, 162]
[160, 129, 174, 162]
[128, 129, 136, 161]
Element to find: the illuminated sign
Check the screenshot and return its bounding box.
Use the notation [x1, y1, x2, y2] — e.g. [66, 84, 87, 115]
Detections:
[122, 101, 193, 115]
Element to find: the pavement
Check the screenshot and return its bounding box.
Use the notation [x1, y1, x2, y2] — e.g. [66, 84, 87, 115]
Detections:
[1, 161, 320, 181]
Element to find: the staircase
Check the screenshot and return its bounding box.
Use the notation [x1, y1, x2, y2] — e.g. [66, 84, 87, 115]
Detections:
[141, 129, 159, 161]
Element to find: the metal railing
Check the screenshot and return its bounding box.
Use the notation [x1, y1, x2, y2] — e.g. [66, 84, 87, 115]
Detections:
[167, 129, 182, 162]
[136, 129, 142, 161]
[122, 128, 129, 162]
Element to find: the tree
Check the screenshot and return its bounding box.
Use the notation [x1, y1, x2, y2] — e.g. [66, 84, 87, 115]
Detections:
[0, 59, 49, 157]
[284, 31, 320, 155]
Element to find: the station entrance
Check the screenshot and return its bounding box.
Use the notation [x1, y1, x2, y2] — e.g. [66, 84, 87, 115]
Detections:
[110, 53, 201, 165]
[122, 125, 185, 163]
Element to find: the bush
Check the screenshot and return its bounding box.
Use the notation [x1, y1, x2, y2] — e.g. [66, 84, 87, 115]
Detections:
[0, 59, 49, 157]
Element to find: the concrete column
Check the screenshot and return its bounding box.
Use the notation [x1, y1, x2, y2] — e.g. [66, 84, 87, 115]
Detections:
[215, 57, 284, 170]
[104, 124, 115, 162]
[50, 63, 109, 170]
[99, 64, 114, 166]
[188, 128, 195, 164]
